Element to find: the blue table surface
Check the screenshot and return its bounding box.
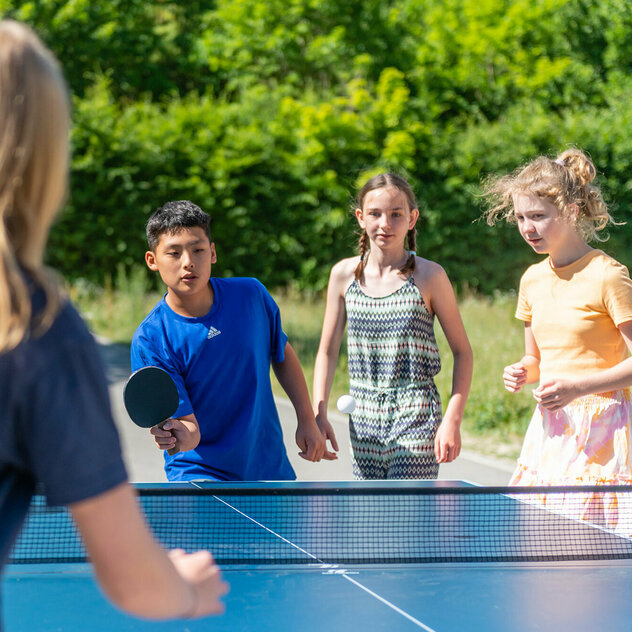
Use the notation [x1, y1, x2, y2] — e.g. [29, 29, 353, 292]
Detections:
[4, 480, 632, 632]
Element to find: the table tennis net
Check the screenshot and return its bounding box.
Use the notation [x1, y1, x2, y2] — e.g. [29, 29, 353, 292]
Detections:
[10, 484, 632, 565]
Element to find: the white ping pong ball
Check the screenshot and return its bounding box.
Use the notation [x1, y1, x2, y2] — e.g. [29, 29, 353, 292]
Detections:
[336, 394, 356, 414]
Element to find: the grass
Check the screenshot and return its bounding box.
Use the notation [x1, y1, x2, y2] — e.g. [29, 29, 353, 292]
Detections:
[71, 269, 534, 462]
[272, 288, 351, 410]
[433, 293, 534, 461]
[68, 266, 163, 344]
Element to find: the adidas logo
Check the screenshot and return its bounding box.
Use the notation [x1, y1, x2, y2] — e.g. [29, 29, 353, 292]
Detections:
[207, 326, 221, 340]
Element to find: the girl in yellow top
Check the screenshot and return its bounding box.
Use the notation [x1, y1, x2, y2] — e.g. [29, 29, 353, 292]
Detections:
[483, 149, 632, 529]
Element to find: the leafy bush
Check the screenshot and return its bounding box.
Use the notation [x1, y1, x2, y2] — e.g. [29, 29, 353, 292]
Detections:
[3, 0, 631, 291]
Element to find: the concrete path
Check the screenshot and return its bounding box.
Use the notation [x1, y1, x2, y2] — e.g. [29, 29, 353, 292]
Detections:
[100, 340, 514, 486]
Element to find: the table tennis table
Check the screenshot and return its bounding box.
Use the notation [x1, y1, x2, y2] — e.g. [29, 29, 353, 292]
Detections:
[5, 480, 632, 631]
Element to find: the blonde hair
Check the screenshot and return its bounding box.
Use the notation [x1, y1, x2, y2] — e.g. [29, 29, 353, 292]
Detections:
[481, 148, 616, 241]
[0, 20, 70, 352]
[354, 173, 417, 280]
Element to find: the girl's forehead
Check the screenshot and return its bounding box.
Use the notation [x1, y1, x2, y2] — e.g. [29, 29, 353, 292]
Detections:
[363, 187, 408, 208]
[512, 192, 557, 212]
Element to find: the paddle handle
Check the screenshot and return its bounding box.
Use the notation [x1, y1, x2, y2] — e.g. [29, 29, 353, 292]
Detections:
[158, 419, 179, 456]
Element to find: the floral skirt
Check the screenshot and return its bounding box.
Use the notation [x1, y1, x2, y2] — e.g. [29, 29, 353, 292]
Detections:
[510, 390, 632, 535]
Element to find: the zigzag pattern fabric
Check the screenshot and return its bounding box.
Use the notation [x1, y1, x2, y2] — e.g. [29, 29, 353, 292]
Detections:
[345, 277, 442, 479]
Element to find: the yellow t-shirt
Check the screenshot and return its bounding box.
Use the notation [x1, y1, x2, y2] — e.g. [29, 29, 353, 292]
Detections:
[516, 250, 632, 380]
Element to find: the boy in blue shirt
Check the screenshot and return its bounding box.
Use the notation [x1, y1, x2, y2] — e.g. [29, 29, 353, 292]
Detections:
[131, 200, 336, 481]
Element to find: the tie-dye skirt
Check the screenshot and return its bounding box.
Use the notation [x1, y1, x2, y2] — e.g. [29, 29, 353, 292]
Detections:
[510, 389, 632, 535]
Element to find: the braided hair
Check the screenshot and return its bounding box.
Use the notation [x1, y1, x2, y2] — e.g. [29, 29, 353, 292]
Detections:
[354, 173, 418, 280]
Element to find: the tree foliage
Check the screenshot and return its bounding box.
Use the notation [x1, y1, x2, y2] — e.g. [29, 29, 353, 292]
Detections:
[3, 0, 632, 292]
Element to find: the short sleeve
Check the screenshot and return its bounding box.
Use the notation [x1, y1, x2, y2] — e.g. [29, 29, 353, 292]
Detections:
[19, 305, 127, 506]
[515, 273, 532, 323]
[131, 326, 193, 418]
[256, 281, 288, 363]
[601, 259, 632, 326]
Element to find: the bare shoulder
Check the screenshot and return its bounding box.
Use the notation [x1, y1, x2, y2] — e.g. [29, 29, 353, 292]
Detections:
[331, 256, 360, 276]
[412, 257, 461, 323]
[412, 256, 449, 286]
[329, 257, 359, 294]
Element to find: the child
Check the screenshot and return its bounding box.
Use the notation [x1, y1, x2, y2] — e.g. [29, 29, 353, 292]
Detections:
[0, 20, 227, 621]
[483, 149, 632, 527]
[131, 200, 334, 482]
[313, 173, 473, 479]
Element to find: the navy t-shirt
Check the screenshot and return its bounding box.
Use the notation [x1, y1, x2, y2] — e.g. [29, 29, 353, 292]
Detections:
[0, 288, 128, 569]
[131, 277, 295, 481]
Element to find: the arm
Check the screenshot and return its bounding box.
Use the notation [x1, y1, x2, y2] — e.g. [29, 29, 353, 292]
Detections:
[534, 320, 632, 411]
[71, 483, 227, 619]
[312, 262, 353, 448]
[503, 322, 541, 392]
[422, 264, 473, 464]
[131, 337, 200, 454]
[150, 413, 200, 454]
[273, 342, 336, 461]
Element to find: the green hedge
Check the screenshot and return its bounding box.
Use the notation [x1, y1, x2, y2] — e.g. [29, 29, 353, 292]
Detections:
[4, 0, 632, 292]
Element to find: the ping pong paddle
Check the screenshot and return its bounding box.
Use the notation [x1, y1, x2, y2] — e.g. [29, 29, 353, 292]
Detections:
[124, 366, 179, 456]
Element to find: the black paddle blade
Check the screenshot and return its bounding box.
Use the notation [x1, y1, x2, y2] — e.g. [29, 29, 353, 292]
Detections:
[123, 366, 179, 428]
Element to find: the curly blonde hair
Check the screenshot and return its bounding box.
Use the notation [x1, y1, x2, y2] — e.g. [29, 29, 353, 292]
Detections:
[481, 149, 617, 242]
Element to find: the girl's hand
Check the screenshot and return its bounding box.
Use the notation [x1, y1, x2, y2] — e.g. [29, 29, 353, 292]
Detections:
[168, 549, 229, 618]
[295, 417, 327, 461]
[434, 419, 461, 464]
[533, 379, 580, 411]
[315, 414, 339, 460]
[503, 362, 528, 393]
[296, 414, 339, 462]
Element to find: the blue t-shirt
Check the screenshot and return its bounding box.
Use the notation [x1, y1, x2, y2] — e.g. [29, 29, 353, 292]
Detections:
[0, 287, 128, 569]
[131, 277, 296, 482]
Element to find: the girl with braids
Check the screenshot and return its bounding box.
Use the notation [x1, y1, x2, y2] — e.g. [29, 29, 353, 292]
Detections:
[483, 149, 632, 527]
[0, 20, 227, 620]
[313, 173, 472, 479]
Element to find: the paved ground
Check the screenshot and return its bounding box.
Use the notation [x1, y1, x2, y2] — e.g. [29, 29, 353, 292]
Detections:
[100, 340, 514, 486]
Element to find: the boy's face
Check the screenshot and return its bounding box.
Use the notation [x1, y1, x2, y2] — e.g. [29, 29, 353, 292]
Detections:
[145, 226, 216, 298]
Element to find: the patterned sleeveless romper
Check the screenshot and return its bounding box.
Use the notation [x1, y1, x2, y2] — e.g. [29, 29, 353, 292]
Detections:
[345, 276, 442, 479]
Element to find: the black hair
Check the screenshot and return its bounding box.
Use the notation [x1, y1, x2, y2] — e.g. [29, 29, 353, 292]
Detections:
[146, 200, 211, 250]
